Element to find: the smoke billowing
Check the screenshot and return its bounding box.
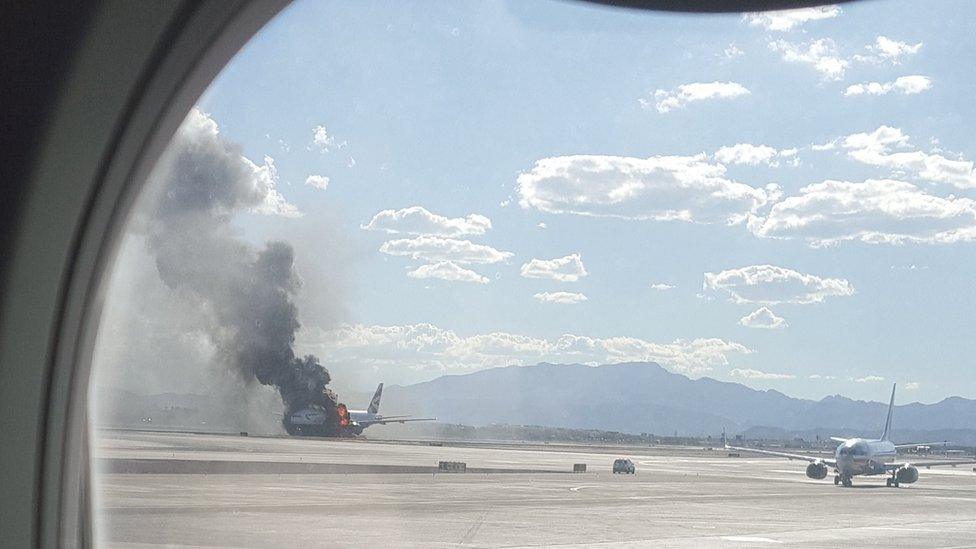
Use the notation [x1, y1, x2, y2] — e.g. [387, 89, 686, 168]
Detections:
[141, 108, 339, 434]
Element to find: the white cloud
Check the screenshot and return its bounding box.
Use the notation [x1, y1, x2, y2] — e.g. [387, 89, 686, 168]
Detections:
[715, 143, 777, 166]
[520, 253, 588, 282]
[729, 368, 795, 380]
[840, 126, 976, 188]
[749, 179, 976, 246]
[311, 125, 344, 152]
[517, 154, 779, 223]
[769, 38, 849, 80]
[642, 81, 750, 113]
[305, 174, 330, 190]
[725, 43, 744, 59]
[537, 222, 547, 229]
[854, 375, 885, 383]
[650, 283, 676, 291]
[842, 125, 910, 154]
[379, 236, 513, 264]
[714, 143, 799, 167]
[771, 35, 919, 81]
[704, 264, 854, 305]
[808, 374, 837, 380]
[856, 36, 922, 64]
[845, 75, 932, 96]
[904, 382, 920, 390]
[744, 5, 841, 31]
[533, 291, 588, 304]
[363, 206, 491, 237]
[300, 323, 753, 376]
[739, 306, 788, 329]
[406, 261, 488, 284]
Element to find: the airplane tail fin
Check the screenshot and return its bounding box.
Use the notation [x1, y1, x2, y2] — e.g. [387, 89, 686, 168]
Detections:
[881, 383, 896, 441]
[368, 383, 383, 414]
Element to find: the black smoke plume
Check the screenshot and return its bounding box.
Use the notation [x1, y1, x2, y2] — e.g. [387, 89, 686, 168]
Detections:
[142, 109, 339, 435]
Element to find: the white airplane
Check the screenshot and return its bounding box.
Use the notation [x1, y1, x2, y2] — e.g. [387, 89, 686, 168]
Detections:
[286, 383, 435, 436]
[726, 384, 976, 487]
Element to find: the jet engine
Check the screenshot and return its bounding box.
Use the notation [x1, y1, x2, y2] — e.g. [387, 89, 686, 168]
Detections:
[895, 465, 919, 484]
[806, 461, 829, 479]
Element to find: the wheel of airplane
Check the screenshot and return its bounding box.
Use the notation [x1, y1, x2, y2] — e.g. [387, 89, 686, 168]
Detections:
[834, 475, 840, 485]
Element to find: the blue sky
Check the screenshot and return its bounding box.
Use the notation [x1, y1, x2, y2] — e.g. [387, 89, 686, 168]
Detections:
[169, 0, 976, 403]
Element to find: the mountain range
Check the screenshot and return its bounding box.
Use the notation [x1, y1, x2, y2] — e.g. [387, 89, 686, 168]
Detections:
[374, 362, 976, 441]
[95, 361, 976, 443]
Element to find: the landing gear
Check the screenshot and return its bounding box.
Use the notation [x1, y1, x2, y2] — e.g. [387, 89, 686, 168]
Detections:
[834, 475, 840, 485]
[836, 474, 853, 487]
[886, 477, 900, 488]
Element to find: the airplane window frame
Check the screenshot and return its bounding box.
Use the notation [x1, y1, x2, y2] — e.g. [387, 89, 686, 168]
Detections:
[10, 2, 287, 546]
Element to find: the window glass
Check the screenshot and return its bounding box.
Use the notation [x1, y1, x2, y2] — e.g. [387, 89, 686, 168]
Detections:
[91, 1, 976, 546]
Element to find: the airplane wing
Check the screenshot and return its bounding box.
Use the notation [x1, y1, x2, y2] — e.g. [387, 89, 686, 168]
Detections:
[357, 417, 436, 426]
[829, 437, 848, 443]
[884, 459, 976, 470]
[893, 442, 949, 449]
[726, 444, 836, 467]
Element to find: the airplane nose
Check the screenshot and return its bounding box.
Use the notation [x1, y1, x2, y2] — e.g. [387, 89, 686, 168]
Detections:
[835, 455, 854, 471]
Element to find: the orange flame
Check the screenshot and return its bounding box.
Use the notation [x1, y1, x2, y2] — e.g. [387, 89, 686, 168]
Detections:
[336, 403, 349, 428]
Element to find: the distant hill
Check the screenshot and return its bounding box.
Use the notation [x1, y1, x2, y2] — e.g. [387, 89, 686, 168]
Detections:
[375, 362, 976, 441]
[94, 362, 976, 444]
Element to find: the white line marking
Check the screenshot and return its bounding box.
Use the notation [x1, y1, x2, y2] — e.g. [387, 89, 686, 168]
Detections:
[723, 536, 782, 543]
[862, 526, 943, 533]
[924, 496, 976, 503]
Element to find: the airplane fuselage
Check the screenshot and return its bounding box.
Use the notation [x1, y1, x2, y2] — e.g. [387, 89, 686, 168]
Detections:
[833, 438, 896, 477]
[348, 409, 374, 423]
[285, 408, 376, 432]
[283, 383, 432, 436]
[347, 409, 381, 434]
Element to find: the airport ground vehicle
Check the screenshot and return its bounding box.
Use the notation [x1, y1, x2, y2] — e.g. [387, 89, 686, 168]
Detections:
[613, 459, 636, 474]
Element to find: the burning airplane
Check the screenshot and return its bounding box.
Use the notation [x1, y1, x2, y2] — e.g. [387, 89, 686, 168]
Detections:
[284, 383, 433, 436]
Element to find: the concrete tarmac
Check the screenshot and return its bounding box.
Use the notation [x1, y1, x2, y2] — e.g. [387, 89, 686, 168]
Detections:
[94, 430, 976, 547]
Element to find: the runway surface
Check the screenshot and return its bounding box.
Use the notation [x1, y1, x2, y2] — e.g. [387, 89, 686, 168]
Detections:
[94, 430, 976, 547]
